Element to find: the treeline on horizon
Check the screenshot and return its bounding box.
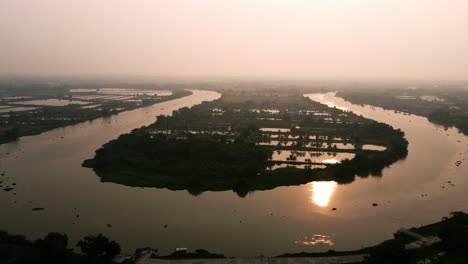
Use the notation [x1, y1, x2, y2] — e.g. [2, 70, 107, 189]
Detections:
[337, 88, 468, 136]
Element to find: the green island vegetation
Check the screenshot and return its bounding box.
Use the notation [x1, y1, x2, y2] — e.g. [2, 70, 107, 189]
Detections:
[0, 82, 191, 144]
[337, 87, 468, 135]
[83, 91, 408, 196]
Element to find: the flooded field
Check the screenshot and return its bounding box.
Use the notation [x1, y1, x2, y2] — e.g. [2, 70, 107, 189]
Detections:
[13, 99, 90, 106]
[0, 107, 37, 113]
[97, 88, 172, 96]
[271, 150, 355, 164]
[0, 88, 190, 145]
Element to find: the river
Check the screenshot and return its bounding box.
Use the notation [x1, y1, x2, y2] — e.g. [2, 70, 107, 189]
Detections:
[0, 91, 467, 256]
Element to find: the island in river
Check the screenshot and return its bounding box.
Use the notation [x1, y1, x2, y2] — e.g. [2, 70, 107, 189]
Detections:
[83, 91, 408, 196]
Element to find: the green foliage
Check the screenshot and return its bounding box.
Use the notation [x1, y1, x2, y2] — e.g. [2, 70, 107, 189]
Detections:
[365, 240, 410, 264]
[0, 89, 192, 144]
[429, 108, 468, 135]
[0, 231, 121, 264]
[84, 93, 408, 195]
[34, 233, 69, 264]
[3, 127, 20, 140]
[86, 132, 272, 195]
[77, 234, 121, 264]
[363, 212, 468, 264]
[0, 230, 29, 245]
[339, 88, 468, 136]
[437, 212, 468, 256]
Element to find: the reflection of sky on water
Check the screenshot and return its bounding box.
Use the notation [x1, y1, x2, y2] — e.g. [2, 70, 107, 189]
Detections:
[321, 158, 339, 164]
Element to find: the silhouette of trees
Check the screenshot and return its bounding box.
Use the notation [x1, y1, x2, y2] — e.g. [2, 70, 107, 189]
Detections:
[365, 240, 410, 264]
[77, 234, 121, 264]
[0, 231, 121, 264]
[34, 232, 69, 264]
[83, 93, 408, 195]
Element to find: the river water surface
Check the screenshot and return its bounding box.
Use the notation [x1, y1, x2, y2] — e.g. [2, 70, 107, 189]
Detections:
[1, 91, 467, 256]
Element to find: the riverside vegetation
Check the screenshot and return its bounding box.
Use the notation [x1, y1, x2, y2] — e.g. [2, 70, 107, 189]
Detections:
[2, 212, 467, 263]
[338, 87, 468, 136]
[0, 83, 191, 144]
[83, 91, 408, 196]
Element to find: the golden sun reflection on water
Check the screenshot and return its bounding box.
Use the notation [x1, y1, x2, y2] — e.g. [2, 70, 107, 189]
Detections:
[321, 158, 339, 164]
[294, 234, 335, 246]
[323, 101, 348, 111]
[310, 181, 338, 207]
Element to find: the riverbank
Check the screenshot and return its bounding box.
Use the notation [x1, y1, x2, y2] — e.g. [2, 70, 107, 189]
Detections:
[134, 211, 468, 264]
[3, 211, 462, 263]
[83, 92, 408, 196]
[1, 91, 467, 256]
[336, 88, 468, 136]
[0, 89, 192, 144]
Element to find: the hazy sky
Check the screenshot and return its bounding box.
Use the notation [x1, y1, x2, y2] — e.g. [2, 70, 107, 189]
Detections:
[1, 0, 468, 81]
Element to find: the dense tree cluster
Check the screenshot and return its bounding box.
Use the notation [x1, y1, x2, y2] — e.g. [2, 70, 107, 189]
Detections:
[85, 130, 272, 195]
[364, 212, 468, 263]
[84, 93, 408, 196]
[0, 231, 120, 264]
[338, 88, 468, 136]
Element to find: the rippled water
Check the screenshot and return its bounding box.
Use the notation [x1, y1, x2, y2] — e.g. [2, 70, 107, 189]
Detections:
[0, 91, 467, 256]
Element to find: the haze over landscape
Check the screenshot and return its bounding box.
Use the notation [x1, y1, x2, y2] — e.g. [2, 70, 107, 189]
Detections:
[1, 1, 468, 264]
[1, 0, 468, 81]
